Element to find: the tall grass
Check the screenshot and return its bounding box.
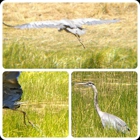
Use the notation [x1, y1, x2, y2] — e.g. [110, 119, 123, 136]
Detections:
[3, 72, 68, 137]
[3, 42, 136, 68]
[72, 72, 137, 137]
[3, 3, 137, 68]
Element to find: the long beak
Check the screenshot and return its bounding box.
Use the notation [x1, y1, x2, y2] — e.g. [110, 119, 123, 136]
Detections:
[14, 101, 28, 106]
[75, 82, 87, 86]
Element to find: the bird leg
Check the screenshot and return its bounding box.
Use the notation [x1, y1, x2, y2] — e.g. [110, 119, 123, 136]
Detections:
[75, 34, 85, 49]
[15, 110, 35, 127]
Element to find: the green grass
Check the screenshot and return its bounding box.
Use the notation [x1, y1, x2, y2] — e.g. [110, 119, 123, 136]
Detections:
[72, 72, 137, 137]
[3, 3, 137, 68]
[3, 42, 136, 68]
[3, 72, 68, 137]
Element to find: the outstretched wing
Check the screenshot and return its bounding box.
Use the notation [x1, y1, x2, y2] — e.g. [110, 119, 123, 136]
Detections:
[3, 20, 62, 29]
[3, 72, 23, 109]
[72, 18, 120, 25]
[3, 18, 119, 29]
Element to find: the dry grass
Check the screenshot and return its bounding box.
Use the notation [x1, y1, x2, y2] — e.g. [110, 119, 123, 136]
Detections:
[3, 3, 137, 21]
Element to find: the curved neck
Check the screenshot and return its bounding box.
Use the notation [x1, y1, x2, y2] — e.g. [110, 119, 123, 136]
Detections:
[91, 85, 102, 117]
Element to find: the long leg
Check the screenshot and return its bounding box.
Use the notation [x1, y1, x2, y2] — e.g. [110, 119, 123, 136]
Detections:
[75, 34, 85, 49]
[15, 110, 34, 127]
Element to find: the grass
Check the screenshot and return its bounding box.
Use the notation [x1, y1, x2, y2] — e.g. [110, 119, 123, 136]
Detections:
[2, 72, 68, 137]
[2, 2, 137, 68]
[72, 72, 137, 137]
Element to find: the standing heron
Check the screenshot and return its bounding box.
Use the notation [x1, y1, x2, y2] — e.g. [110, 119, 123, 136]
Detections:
[3, 18, 119, 48]
[3, 72, 33, 126]
[77, 82, 130, 133]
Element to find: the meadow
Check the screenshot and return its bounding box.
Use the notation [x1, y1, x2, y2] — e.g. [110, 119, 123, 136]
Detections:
[72, 72, 137, 137]
[3, 3, 137, 68]
[2, 72, 68, 137]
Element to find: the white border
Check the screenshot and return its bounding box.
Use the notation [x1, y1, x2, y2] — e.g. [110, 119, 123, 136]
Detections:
[0, 0, 139, 139]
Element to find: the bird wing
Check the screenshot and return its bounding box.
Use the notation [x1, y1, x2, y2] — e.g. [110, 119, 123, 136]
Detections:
[3, 18, 119, 29]
[3, 72, 23, 109]
[72, 18, 120, 25]
[101, 112, 130, 132]
[3, 20, 62, 29]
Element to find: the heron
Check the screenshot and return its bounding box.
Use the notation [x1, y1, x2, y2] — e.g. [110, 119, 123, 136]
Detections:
[3, 18, 119, 48]
[3, 71, 33, 126]
[77, 82, 130, 133]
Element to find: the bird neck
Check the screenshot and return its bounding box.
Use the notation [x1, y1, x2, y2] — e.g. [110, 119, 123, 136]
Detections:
[91, 85, 102, 116]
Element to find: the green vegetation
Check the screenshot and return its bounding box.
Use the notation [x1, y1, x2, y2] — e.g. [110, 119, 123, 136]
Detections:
[3, 42, 136, 68]
[3, 3, 137, 68]
[3, 72, 68, 137]
[72, 72, 137, 137]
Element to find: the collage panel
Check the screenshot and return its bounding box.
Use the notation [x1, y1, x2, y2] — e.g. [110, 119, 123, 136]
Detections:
[72, 71, 137, 137]
[2, 71, 68, 137]
[2, 2, 137, 69]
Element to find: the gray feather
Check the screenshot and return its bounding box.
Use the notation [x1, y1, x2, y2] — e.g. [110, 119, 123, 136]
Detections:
[3, 18, 119, 35]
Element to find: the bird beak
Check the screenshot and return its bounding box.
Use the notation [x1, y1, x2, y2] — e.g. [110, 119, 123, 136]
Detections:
[75, 82, 87, 86]
[14, 101, 27, 105]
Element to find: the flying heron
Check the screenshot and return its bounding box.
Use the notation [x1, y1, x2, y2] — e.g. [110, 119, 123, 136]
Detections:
[77, 82, 130, 133]
[3, 71, 33, 126]
[3, 18, 120, 48]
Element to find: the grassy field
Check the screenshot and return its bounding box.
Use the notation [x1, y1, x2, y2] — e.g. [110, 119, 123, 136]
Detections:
[72, 72, 137, 137]
[2, 2, 137, 68]
[2, 72, 68, 137]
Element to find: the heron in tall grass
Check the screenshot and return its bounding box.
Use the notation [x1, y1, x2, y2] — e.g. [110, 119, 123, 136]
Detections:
[3, 71, 33, 126]
[77, 82, 130, 133]
[3, 18, 119, 48]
